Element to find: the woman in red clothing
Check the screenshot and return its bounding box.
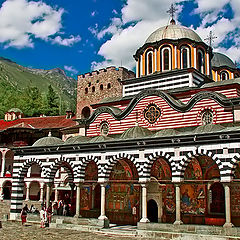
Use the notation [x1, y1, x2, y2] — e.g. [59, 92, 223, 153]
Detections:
[20, 205, 28, 225]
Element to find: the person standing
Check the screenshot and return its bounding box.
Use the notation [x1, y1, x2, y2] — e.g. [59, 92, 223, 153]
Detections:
[40, 207, 46, 228]
[20, 205, 28, 225]
[46, 203, 53, 226]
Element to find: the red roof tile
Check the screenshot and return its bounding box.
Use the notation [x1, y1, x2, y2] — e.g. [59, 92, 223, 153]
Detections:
[0, 115, 77, 131]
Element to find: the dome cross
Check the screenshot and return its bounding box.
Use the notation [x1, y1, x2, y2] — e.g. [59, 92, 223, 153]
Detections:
[167, 3, 177, 22]
[205, 31, 217, 48]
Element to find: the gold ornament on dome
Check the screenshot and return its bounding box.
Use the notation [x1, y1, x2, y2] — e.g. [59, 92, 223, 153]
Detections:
[143, 104, 161, 124]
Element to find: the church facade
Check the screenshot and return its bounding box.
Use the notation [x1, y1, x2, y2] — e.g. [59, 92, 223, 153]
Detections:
[8, 19, 240, 228]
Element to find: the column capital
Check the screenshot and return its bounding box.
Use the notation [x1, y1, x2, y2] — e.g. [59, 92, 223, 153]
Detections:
[75, 182, 83, 188]
[25, 182, 31, 188]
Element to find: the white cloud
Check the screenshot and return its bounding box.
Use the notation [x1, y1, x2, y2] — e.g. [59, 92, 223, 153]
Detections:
[0, 0, 79, 48]
[91, 0, 240, 71]
[52, 35, 81, 46]
[64, 65, 78, 74]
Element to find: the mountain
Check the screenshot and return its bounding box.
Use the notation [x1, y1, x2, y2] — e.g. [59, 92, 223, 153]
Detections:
[0, 57, 77, 118]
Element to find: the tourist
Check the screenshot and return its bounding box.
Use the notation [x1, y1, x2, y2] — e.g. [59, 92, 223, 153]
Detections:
[46, 203, 53, 225]
[20, 205, 28, 225]
[39, 207, 46, 228]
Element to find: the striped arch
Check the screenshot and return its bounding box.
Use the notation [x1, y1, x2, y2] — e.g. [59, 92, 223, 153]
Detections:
[178, 148, 223, 180]
[17, 158, 45, 179]
[10, 158, 44, 215]
[46, 157, 77, 183]
[142, 151, 174, 179]
[101, 153, 140, 179]
[77, 155, 100, 180]
[228, 153, 240, 179]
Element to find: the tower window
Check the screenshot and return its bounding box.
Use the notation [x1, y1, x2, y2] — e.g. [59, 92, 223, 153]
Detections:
[163, 49, 170, 70]
[181, 48, 189, 69]
[197, 50, 205, 74]
[220, 71, 229, 81]
[100, 84, 103, 90]
[147, 52, 153, 74]
[107, 83, 111, 89]
[85, 88, 88, 94]
[92, 86, 95, 92]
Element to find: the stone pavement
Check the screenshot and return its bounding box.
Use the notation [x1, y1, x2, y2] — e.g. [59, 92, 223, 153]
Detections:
[0, 221, 147, 240]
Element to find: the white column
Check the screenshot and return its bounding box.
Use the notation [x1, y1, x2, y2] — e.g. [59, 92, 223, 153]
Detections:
[136, 60, 139, 78]
[175, 45, 177, 69]
[206, 52, 210, 76]
[46, 183, 52, 208]
[140, 183, 149, 223]
[140, 55, 143, 76]
[223, 184, 233, 228]
[194, 48, 197, 69]
[27, 167, 31, 178]
[174, 184, 183, 225]
[39, 183, 44, 202]
[0, 186, 3, 200]
[98, 183, 108, 220]
[155, 49, 157, 72]
[25, 182, 30, 201]
[1, 152, 6, 177]
[54, 183, 59, 202]
[75, 183, 82, 217]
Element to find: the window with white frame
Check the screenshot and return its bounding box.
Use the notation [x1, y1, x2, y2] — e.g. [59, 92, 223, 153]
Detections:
[197, 49, 205, 74]
[146, 51, 153, 74]
[161, 47, 172, 71]
[220, 71, 229, 80]
[181, 47, 190, 69]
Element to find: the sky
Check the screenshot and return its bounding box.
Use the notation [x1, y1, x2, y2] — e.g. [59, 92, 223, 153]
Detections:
[0, 0, 239, 79]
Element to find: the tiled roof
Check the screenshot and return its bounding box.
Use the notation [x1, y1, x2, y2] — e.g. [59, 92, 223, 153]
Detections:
[0, 115, 77, 131]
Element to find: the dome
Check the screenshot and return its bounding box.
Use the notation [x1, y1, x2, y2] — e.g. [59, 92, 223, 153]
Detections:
[211, 52, 236, 69]
[64, 135, 90, 144]
[33, 136, 64, 147]
[120, 126, 153, 139]
[145, 24, 202, 44]
[154, 129, 179, 137]
[89, 135, 113, 143]
[8, 108, 23, 113]
[193, 124, 224, 134]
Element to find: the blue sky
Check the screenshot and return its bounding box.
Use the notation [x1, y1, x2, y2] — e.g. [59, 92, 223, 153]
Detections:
[0, 0, 239, 78]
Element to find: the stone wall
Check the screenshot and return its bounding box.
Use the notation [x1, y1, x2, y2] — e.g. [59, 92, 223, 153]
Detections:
[76, 66, 135, 118]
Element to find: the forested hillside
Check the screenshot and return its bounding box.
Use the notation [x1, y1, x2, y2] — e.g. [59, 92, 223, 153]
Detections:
[0, 57, 77, 118]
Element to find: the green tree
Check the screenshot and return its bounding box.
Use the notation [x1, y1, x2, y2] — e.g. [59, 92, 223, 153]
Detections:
[44, 85, 60, 116]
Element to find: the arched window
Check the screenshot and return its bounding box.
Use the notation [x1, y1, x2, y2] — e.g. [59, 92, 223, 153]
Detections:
[85, 88, 88, 94]
[147, 51, 153, 74]
[107, 83, 111, 89]
[100, 84, 103, 90]
[92, 86, 95, 92]
[220, 71, 229, 80]
[197, 49, 205, 74]
[161, 47, 171, 71]
[181, 47, 190, 69]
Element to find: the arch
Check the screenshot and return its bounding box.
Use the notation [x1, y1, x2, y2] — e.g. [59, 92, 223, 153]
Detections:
[180, 46, 191, 69]
[81, 106, 91, 119]
[144, 151, 174, 179]
[17, 158, 45, 179]
[102, 153, 140, 179]
[2, 180, 12, 199]
[145, 50, 154, 74]
[178, 149, 223, 180]
[220, 71, 229, 80]
[147, 199, 158, 222]
[161, 46, 172, 71]
[77, 156, 100, 180]
[47, 157, 77, 183]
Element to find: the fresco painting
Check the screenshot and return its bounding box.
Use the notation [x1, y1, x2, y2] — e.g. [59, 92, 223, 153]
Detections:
[180, 184, 205, 215]
[151, 158, 171, 180]
[85, 160, 98, 181]
[106, 159, 140, 225]
[80, 186, 91, 210]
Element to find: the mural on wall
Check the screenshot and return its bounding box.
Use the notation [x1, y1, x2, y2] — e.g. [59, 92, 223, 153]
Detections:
[183, 158, 205, 215]
[180, 184, 205, 215]
[106, 159, 140, 224]
[231, 164, 240, 216]
[85, 160, 98, 181]
[80, 186, 91, 210]
[151, 158, 171, 180]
